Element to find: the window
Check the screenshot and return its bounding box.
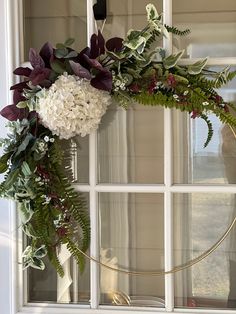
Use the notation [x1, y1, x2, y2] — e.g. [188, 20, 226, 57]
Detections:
[12, 0, 236, 313]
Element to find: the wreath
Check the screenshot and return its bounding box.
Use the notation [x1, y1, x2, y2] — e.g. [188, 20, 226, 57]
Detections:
[0, 3, 236, 276]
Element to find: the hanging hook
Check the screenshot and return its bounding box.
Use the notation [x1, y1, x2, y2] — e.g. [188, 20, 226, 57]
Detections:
[93, 0, 107, 21]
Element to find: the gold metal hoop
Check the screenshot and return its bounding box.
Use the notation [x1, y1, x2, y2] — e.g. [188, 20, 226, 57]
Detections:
[77, 125, 236, 276]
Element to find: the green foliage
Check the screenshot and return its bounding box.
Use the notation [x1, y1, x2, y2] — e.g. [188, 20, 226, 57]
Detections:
[187, 58, 208, 75]
[146, 3, 159, 21]
[200, 114, 214, 148]
[164, 25, 191, 36]
[163, 50, 184, 69]
[0, 119, 90, 276]
[135, 91, 187, 111]
[2, 2, 236, 279]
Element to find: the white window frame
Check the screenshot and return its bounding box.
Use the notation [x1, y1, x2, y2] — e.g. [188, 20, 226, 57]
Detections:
[2, 0, 236, 314]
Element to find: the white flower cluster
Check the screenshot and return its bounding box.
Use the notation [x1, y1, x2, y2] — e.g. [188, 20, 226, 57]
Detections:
[112, 71, 129, 92]
[36, 74, 111, 139]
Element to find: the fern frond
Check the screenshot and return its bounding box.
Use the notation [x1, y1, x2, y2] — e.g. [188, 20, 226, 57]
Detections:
[47, 248, 64, 277]
[165, 25, 190, 36]
[66, 238, 86, 273]
[214, 108, 236, 129]
[200, 114, 214, 148]
[145, 29, 161, 50]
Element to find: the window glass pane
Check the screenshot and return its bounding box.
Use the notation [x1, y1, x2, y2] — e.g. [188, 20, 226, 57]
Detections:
[173, 67, 236, 184]
[104, 0, 163, 39]
[74, 136, 89, 184]
[23, 0, 87, 59]
[28, 193, 90, 304]
[23, 0, 89, 184]
[173, 193, 236, 309]
[99, 193, 165, 307]
[98, 103, 164, 184]
[173, 0, 236, 58]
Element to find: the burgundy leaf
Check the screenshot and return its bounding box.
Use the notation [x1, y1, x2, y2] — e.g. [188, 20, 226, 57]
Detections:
[90, 34, 99, 59]
[29, 48, 45, 69]
[106, 37, 123, 52]
[69, 61, 91, 80]
[98, 30, 105, 55]
[28, 111, 38, 120]
[40, 80, 52, 88]
[13, 90, 25, 105]
[91, 70, 112, 92]
[0, 105, 28, 121]
[13, 67, 32, 77]
[90, 31, 105, 58]
[10, 81, 29, 91]
[77, 47, 91, 69]
[39, 42, 53, 67]
[29, 68, 51, 86]
[83, 54, 104, 71]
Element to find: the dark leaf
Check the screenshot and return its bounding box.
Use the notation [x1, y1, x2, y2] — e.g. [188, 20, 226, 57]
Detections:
[28, 111, 38, 121]
[69, 61, 91, 80]
[15, 133, 34, 157]
[64, 50, 78, 58]
[98, 30, 105, 55]
[0, 104, 28, 121]
[0, 152, 12, 174]
[77, 47, 91, 69]
[13, 90, 25, 105]
[55, 47, 68, 58]
[29, 68, 51, 85]
[91, 70, 112, 92]
[13, 67, 32, 77]
[56, 43, 65, 49]
[39, 80, 52, 88]
[10, 81, 29, 91]
[50, 60, 66, 74]
[64, 38, 75, 46]
[90, 31, 105, 58]
[31, 257, 45, 270]
[90, 34, 99, 59]
[39, 42, 53, 67]
[29, 48, 45, 69]
[4, 169, 20, 190]
[106, 37, 123, 52]
[83, 54, 104, 71]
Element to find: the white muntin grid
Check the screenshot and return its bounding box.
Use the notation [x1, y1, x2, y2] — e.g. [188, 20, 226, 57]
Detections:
[8, 0, 236, 313]
[80, 0, 236, 313]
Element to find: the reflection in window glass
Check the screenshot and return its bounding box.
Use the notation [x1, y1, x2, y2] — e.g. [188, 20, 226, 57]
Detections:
[99, 193, 165, 307]
[23, 0, 87, 59]
[23, 0, 89, 184]
[173, 0, 236, 58]
[28, 194, 90, 304]
[173, 193, 236, 309]
[173, 67, 236, 184]
[103, 0, 162, 40]
[74, 136, 89, 184]
[98, 103, 164, 184]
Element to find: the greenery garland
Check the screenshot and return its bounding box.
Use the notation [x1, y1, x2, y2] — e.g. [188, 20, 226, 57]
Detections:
[1, 3, 236, 275]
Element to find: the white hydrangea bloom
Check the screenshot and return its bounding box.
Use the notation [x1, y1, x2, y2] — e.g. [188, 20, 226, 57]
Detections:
[36, 74, 111, 139]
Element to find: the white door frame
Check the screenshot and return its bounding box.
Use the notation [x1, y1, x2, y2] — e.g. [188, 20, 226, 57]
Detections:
[2, 1, 236, 314]
[0, 1, 23, 314]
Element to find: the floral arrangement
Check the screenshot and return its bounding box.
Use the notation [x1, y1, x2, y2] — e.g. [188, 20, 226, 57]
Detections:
[1, 4, 236, 275]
